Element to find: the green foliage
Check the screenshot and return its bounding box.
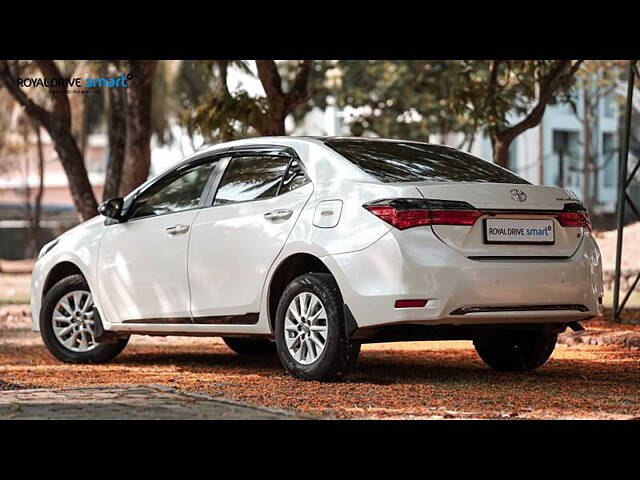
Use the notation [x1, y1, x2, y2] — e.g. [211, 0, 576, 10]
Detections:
[177, 61, 262, 142]
[299, 60, 580, 152]
[318, 61, 479, 142]
[181, 87, 264, 142]
[451, 61, 577, 133]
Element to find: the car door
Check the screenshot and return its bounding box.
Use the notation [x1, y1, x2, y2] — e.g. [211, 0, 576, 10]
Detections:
[97, 157, 219, 325]
[188, 151, 313, 323]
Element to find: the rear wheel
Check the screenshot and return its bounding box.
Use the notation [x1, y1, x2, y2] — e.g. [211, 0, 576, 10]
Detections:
[40, 275, 129, 364]
[275, 273, 360, 381]
[222, 337, 276, 356]
[473, 330, 557, 372]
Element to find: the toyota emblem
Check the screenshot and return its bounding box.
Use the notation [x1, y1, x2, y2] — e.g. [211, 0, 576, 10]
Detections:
[510, 189, 527, 202]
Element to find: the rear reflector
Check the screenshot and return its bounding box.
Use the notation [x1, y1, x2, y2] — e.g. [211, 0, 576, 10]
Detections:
[395, 299, 428, 308]
[364, 199, 480, 230]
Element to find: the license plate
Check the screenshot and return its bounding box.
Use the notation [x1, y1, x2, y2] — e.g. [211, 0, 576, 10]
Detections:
[484, 218, 555, 244]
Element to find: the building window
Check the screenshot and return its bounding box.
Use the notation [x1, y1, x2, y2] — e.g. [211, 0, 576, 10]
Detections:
[602, 132, 617, 188]
[603, 95, 617, 119]
[552, 130, 580, 187]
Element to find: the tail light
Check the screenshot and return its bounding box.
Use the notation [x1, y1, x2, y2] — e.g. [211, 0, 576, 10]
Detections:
[556, 203, 592, 231]
[363, 199, 481, 230]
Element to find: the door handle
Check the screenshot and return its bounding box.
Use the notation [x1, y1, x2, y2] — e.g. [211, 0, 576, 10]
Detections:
[264, 209, 293, 222]
[165, 224, 190, 235]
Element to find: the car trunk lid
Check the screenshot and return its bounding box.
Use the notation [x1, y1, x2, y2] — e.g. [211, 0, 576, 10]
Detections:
[410, 182, 585, 258]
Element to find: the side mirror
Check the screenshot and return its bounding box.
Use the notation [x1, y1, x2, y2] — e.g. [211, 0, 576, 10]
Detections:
[98, 197, 124, 221]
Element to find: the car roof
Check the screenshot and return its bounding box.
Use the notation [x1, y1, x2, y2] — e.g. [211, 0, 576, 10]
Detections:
[197, 135, 441, 149]
[193, 136, 327, 156]
[192, 136, 461, 157]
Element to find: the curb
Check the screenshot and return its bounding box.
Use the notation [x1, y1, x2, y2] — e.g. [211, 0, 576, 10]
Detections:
[558, 330, 640, 349]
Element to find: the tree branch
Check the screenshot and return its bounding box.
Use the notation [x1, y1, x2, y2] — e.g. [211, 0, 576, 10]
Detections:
[285, 60, 312, 113]
[256, 60, 284, 103]
[215, 60, 230, 96]
[485, 60, 501, 133]
[255, 60, 312, 134]
[498, 60, 583, 142]
[34, 60, 72, 127]
[0, 60, 52, 128]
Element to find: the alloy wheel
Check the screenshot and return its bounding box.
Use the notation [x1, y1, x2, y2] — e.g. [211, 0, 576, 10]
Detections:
[51, 290, 98, 352]
[284, 292, 328, 365]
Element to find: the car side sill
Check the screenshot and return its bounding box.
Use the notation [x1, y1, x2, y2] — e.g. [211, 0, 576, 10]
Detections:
[467, 256, 571, 261]
[120, 313, 259, 325]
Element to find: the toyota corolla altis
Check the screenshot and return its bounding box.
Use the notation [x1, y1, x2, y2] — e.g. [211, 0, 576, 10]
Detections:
[31, 137, 603, 381]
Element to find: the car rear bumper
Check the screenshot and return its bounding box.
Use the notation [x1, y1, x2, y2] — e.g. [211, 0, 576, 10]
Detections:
[323, 228, 603, 329]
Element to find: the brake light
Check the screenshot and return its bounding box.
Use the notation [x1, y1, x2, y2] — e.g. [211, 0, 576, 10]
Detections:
[557, 212, 592, 230]
[556, 203, 592, 231]
[363, 199, 481, 230]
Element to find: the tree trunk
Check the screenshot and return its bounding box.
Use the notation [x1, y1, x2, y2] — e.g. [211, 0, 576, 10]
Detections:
[0, 60, 98, 221]
[487, 61, 583, 171]
[593, 154, 599, 209]
[120, 60, 158, 196]
[49, 125, 98, 220]
[583, 92, 591, 211]
[69, 61, 90, 157]
[255, 60, 310, 138]
[492, 135, 512, 168]
[22, 135, 33, 255]
[261, 115, 286, 136]
[31, 123, 45, 256]
[104, 84, 127, 200]
[537, 125, 544, 185]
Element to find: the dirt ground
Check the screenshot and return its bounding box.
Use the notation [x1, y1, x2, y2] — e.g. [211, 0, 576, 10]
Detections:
[2, 304, 639, 419]
[594, 221, 640, 272]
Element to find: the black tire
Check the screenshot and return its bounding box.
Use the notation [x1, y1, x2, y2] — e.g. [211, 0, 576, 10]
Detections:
[275, 273, 360, 381]
[40, 274, 129, 364]
[473, 330, 557, 372]
[222, 337, 276, 356]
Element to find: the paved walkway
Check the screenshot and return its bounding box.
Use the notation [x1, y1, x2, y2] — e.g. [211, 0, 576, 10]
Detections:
[0, 384, 304, 420]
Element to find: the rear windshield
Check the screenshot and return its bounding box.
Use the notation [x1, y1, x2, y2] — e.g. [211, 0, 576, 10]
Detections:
[323, 138, 530, 184]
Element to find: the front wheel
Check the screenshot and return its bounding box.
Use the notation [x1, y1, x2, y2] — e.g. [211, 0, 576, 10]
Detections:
[473, 330, 557, 372]
[40, 275, 129, 364]
[275, 273, 360, 381]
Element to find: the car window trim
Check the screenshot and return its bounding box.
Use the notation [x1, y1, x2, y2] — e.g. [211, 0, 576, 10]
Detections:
[201, 156, 231, 208]
[210, 153, 289, 207]
[222, 144, 309, 178]
[204, 145, 308, 208]
[277, 157, 309, 196]
[123, 154, 224, 223]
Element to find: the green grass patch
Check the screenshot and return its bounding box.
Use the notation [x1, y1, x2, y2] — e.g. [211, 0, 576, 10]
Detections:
[0, 297, 30, 306]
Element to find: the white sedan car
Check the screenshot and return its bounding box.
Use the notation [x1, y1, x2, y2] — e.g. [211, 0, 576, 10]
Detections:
[31, 137, 603, 381]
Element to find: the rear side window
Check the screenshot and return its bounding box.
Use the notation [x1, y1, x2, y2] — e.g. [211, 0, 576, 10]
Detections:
[324, 138, 530, 184]
[214, 155, 290, 206]
[280, 159, 310, 194]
